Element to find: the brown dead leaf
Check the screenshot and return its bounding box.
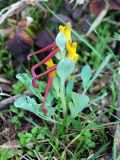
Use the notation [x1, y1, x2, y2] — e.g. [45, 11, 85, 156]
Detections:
[90, 0, 106, 16]
[7, 30, 33, 61]
[90, 0, 120, 16]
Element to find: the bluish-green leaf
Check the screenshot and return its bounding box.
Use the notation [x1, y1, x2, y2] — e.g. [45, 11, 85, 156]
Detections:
[81, 64, 92, 90]
[53, 76, 60, 94]
[14, 96, 40, 114]
[16, 73, 43, 100]
[69, 101, 78, 118]
[55, 32, 67, 52]
[83, 54, 112, 94]
[57, 57, 75, 82]
[66, 78, 75, 95]
[72, 92, 89, 111]
[69, 92, 89, 118]
[14, 96, 56, 122]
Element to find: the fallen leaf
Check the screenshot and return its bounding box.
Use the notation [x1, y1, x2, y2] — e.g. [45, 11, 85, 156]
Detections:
[90, 0, 120, 16]
[90, 0, 105, 16]
[7, 30, 33, 61]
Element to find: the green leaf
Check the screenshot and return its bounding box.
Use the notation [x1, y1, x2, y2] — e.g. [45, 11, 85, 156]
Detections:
[69, 92, 89, 118]
[90, 142, 110, 160]
[16, 73, 43, 100]
[69, 102, 78, 118]
[90, 92, 107, 105]
[19, 135, 26, 147]
[11, 116, 19, 124]
[47, 92, 54, 104]
[16, 149, 23, 155]
[18, 111, 24, 118]
[10, 105, 19, 114]
[53, 76, 60, 94]
[81, 64, 92, 90]
[14, 96, 39, 114]
[55, 32, 67, 52]
[113, 30, 120, 41]
[25, 133, 33, 138]
[57, 57, 75, 82]
[72, 92, 89, 111]
[12, 81, 25, 94]
[31, 127, 38, 134]
[26, 137, 32, 143]
[1, 149, 15, 160]
[14, 96, 57, 123]
[83, 54, 112, 93]
[66, 78, 75, 95]
[6, 150, 15, 159]
[27, 150, 34, 157]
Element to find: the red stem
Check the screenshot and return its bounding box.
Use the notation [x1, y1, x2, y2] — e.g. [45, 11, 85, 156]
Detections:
[41, 73, 54, 115]
[32, 65, 57, 88]
[27, 42, 56, 60]
[31, 48, 59, 77]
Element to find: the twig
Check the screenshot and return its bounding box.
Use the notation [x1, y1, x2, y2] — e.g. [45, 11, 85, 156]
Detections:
[0, 87, 11, 97]
[0, 140, 19, 149]
[0, 77, 11, 84]
[0, 0, 48, 24]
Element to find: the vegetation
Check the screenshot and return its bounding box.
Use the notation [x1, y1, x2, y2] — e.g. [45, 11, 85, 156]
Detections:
[0, 0, 120, 159]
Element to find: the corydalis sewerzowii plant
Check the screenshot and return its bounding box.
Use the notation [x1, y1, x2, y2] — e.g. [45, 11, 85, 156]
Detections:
[27, 23, 79, 115]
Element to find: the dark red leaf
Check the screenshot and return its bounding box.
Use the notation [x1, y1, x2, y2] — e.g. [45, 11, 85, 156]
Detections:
[90, 0, 120, 16]
[7, 30, 33, 61]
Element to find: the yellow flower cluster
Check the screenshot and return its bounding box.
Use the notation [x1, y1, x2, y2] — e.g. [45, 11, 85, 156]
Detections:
[59, 23, 79, 62]
[66, 41, 78, 62]
[44, 23, 78, 76]
[59, 22, 72, 41]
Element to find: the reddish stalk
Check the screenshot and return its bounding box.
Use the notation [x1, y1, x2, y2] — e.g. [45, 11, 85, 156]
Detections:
[27, 42, 56, 60]
[41, 73, 55, 115]
[32, 65, 57, 88]
[31, 48, 59, 77]
[27, 42, 59, 115]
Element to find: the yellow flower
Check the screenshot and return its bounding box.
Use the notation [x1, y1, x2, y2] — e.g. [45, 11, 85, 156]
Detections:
[59, 22, 71, 41]
[66, 41, 79, 62]
[45, 59, 54, 69]
[59, 23, 78, 62]
[45, 59, 56, 76]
